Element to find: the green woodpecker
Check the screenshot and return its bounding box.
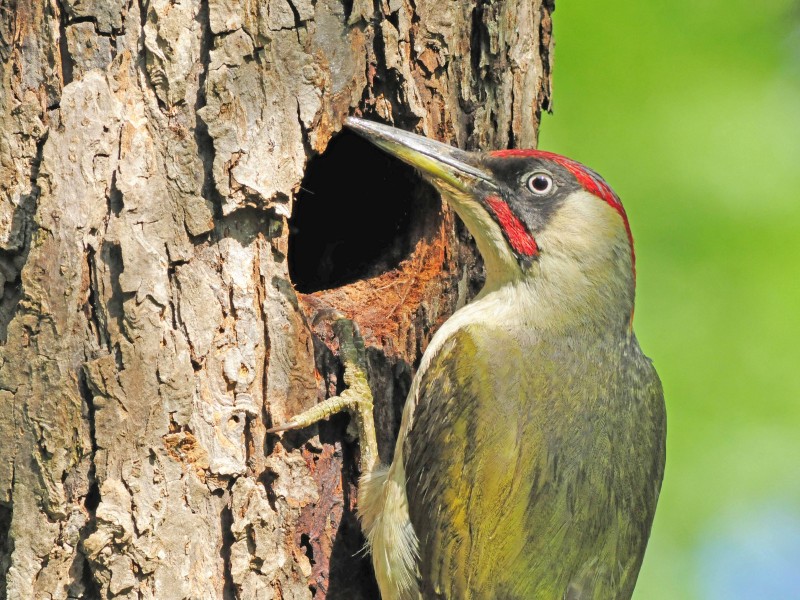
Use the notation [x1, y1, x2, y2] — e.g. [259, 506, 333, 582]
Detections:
[272, 117, 666, 599]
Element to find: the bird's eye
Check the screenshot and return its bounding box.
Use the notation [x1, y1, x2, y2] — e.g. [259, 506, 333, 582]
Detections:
[527, 173, 553, 195]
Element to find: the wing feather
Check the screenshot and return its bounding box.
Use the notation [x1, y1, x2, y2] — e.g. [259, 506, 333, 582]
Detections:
[401, 325, 666, 599]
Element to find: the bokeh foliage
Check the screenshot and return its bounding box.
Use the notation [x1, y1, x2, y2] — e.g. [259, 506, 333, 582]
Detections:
[539, 1, 800, 598]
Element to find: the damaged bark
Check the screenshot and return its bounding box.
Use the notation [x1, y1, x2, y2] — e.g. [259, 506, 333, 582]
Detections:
[0, 0, 553, 597]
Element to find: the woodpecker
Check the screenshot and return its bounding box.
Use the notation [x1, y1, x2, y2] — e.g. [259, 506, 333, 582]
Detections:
[272, 118, 666, 600]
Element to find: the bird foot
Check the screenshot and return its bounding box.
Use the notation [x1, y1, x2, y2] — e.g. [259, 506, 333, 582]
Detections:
[267, 318, 379, 475]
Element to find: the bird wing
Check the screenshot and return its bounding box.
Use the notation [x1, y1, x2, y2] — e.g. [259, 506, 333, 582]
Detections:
[403, 324, 535, 598]
[402, 325, 666, 599]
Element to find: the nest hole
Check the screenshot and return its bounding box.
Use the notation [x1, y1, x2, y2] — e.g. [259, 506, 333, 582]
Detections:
[288, 129, 439, 293]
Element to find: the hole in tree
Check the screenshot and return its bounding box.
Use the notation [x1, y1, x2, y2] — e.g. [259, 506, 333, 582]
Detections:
[288, 128, 439, 293]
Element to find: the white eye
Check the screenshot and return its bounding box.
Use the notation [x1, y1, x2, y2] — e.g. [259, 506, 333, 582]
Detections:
[527, 173, 553, 195]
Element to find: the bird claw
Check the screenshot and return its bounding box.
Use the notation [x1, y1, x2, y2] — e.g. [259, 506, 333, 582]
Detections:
[265, 421, 299, 434]
[268, 317, 379, 474]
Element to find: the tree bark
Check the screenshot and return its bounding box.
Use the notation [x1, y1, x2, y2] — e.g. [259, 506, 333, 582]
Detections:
[0, 0, 553, 597]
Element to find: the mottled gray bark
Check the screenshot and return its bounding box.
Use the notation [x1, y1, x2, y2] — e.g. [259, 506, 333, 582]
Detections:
[0, 0, 553, 597]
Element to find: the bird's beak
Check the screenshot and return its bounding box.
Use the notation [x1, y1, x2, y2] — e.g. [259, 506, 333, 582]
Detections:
[344, 117, 496, 195]
[345, 117, 525, 281]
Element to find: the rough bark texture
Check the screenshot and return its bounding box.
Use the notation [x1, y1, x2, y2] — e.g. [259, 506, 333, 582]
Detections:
[0, 0, 553, 598]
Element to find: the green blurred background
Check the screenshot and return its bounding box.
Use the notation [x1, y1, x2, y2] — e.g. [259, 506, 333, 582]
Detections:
[538, 1, 800, 598]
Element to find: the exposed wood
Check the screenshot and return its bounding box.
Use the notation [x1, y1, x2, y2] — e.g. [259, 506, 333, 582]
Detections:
[0, 0, 553, 597]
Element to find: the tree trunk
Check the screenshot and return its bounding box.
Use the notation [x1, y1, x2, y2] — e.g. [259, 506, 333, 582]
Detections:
[0, 0, 553, 597]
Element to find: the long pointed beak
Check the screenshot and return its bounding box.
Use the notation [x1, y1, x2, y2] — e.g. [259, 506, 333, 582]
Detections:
[344, 117, 496, 194]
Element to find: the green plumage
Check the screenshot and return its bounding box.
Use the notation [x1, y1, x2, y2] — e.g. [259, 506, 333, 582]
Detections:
[404, 324, 665, 599]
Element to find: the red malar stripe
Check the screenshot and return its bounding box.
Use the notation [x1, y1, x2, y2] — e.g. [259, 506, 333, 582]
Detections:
[485, 195, 539, 257]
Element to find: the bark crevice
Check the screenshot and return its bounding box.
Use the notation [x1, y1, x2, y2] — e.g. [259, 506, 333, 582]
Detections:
[56, 0, 75, 86]
[0, 129, 46, 343]
[0, 486, 13, 599]
[76, 367, 101, 598]
[195, 0, 224, 213]
[220, 499, 236, 600]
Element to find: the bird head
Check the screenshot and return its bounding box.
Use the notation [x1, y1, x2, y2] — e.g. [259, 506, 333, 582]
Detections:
[345, 117, 636, 329]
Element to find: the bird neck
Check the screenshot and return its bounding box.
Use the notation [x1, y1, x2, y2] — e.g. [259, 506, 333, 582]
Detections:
[478, 190, 636, 336]
[478, 243, 635, 337]
[443, 186, 636, 335]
